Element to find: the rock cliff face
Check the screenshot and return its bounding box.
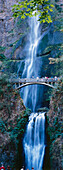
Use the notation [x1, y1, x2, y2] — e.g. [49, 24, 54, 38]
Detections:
[0, 82, 26, 169]
[0, 0, 28, 59]
[47, 80, 63, 170]
[37, 0, 63, 63]
[0, 60, 29, 169]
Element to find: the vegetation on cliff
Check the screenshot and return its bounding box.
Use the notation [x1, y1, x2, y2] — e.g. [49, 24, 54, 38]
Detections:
[47, 79, 63, 169]
[42, 1, 63, 168]
[0, 58, 31, 169]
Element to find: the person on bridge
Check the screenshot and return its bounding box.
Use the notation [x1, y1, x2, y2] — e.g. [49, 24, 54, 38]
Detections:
[37, 77, 39, 80]
[0, 163, 5, 170]
[55, 76, 57, 81]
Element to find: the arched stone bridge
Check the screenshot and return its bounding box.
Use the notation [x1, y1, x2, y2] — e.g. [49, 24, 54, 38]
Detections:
[10, 77, 59, 90]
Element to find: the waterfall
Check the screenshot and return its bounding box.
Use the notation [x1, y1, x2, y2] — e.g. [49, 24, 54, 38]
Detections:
[17, 13, 49, 169]
[18, 14, 50, 112]
[23, 113, 45, 170]
[20, 14, 41, 112]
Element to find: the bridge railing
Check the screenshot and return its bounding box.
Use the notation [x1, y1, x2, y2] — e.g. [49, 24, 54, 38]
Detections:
[10, 77, 59, 84]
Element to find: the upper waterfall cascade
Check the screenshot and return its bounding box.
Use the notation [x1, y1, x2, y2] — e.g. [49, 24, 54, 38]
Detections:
[17, 14, 50, 112]
[21, 14, 40, 111]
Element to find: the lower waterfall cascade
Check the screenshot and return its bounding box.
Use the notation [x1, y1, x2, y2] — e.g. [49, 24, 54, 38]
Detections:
[23, 113, 45, 170]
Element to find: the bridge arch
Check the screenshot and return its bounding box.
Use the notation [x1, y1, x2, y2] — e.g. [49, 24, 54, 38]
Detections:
[10, 77, 59, 90]
[15, 82, 56, 90]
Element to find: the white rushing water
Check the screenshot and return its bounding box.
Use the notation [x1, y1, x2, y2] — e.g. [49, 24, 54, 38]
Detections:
[21, 14, 40, 112]
[23, 113, 45, 170]
[18, 13, 49, 169]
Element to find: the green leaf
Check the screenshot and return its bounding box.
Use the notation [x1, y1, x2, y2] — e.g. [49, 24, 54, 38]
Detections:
[42, 19, 46, 23]
[12, 0, 54, 24]
[49, 8, 53, 12]
[50, 4, 54, 8]
[21, 15, 26, 19]
[27, 8, 30, 11]
[27, 2, 30, 5]
[20, 5, 23, 8]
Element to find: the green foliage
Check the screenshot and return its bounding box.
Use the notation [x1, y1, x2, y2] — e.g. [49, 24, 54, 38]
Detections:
[0, 52, 30, 169]
[0, 54, 6, 61]
[55, 0, 59, 2]
[0, 119, 6, 132]
[0, 46, 6, 53]
[47, 115, 62, 142]
[0, 64, 14, 118]
[52, 0, 63, 28]
[10, 108, 30, 141]
[55, 4, 62, 13]
[24, 107, 31, 115]
[12, 0, 54, 23]
[47, 81, 63, 149]
[0, 61, 30, 144]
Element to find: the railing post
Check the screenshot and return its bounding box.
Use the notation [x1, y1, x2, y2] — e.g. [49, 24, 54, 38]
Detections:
[19, 83, 20, 87]
[55, 81, 58, 86]
[15, 83, 17, 89]
[51, 82, 53, 85]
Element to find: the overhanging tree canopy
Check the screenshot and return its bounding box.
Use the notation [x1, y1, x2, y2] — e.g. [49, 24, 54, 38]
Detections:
[12, 0, 54, 23]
